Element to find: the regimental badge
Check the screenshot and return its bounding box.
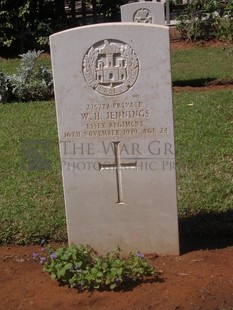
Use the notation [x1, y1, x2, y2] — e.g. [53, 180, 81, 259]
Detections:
[83, 39, 139, 96]
[133, 9, 153, 23]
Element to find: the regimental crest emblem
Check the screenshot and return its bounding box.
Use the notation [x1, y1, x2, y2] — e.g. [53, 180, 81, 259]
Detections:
[133, 8, 153, 23]
[83, 39, 139, 96]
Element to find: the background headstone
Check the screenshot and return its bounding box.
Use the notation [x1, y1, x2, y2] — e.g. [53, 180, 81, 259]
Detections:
[50, 23, 179, 256]
[121, 1, 165, 25]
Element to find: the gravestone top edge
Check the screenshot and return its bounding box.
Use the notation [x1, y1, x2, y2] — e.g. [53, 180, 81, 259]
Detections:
[50, 22, 169, 39]
[121, 2, 165, 8]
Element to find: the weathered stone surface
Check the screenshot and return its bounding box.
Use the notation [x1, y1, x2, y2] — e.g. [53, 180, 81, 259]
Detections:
[50, 23, 179, 255]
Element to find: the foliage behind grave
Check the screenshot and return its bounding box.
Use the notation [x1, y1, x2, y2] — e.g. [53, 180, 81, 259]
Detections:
[0, 0, 124, 55]
[177, 0, 233, 42]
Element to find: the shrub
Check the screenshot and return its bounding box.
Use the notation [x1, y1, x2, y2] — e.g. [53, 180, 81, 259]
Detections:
[0, 50, 53, 103]
[0, 72, 14, 103]
[33, 244, 156, 291]
[218, 1, 233, 41]
[177, 0, 233, 42]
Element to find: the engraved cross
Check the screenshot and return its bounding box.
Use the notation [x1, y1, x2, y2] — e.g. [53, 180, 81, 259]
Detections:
[99, 141, 137, 204]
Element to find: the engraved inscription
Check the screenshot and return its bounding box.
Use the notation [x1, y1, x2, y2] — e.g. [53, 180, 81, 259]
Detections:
[63, 99, 170, 139]
[83, 40, 139, 96]
[99, 141, 137, 204]
[133, 9, 153, 23]
[80, 100, 153, 138]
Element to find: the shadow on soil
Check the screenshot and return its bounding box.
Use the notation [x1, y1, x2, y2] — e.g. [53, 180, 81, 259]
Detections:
[179, 210, 233, 254]
[108, 276, 164, 293]
[58, 276, 164, 294]
[173, 78, 216, 87]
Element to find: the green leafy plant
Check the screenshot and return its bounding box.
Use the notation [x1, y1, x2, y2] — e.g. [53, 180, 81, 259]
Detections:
[0, 50, 53, 103]
[12, 50, 53, 101]
[35, 21, 53, 48]
[33, 244, 155, 291]
[0, 0, 60, 54]
[177, 0, 219, 41]
[218, 0, 233, 42]
[0, 0, 31, 52]
[177, 0, 233, 42]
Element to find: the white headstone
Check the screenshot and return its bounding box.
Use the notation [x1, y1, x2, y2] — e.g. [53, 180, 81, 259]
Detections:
[50, 23, 179, 256]
[121, 1, 165, 25]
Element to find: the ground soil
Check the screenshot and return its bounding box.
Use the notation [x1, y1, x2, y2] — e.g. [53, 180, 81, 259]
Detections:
[1, 244, 233, 310]
[1, 40, 233, 310]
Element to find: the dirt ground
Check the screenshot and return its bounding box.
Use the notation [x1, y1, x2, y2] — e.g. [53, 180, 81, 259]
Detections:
[1, 40, 233, 310]
[1, 243, 233, 310]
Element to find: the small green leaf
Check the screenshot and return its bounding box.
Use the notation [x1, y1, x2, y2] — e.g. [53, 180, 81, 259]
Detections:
[65, 263, 73, 270]
[97, 272, 103, 277]
[110, 283, 116, 290]
[57, 268, 66, 278]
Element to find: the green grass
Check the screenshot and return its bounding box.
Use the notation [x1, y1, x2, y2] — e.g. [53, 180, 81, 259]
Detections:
[174, 90, 233, 214]
[171, 45, 233, 86]
[0, 55, 51, 75]
[174, 90, 233, 237]
[0, 101, 66, 244]
[0, 58, 20, 75]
